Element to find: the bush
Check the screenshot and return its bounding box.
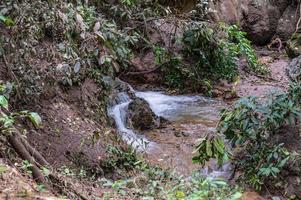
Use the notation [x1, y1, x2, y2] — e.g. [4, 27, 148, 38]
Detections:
[193, 83, 301, 190]
[159, 23, 265, 92]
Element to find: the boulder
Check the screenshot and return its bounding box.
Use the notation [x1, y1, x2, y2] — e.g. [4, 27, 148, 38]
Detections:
[286, 55, 301, 82]
[127, 97, 166, 131]
[207, 0, 297, 45]
[276, 4, 298, 40]
[240, 0, 281, 45]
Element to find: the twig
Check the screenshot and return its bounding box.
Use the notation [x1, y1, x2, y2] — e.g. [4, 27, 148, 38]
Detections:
[295, 1, 301, 34]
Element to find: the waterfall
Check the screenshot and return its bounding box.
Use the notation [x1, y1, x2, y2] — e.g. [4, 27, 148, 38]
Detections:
[107, 92, 154, 151]
[108, 85, 233, 179]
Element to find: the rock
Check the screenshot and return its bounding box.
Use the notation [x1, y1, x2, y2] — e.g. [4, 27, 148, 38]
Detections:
[127, 97, 165, 131]
[240, 0, 281, 45]
[286, 55, 301, 82]
[208, 0, 297, 45]
[286, 33, 301, 58]
[276, 4, 298, 40]
[286, 176, 301, 199]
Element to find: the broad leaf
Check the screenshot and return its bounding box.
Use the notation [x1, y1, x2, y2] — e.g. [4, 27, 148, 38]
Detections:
[28, 112, 42, 128]
[0, 95, 8, 109]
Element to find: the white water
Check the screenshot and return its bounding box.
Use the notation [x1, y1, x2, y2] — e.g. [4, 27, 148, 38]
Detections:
[108, 89, 233, 179]
[136, 91, 222, 122]
[108, 92, 154, 151]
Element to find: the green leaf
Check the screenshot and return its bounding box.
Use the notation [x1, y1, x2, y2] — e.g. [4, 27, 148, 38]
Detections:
[206, 139, 212, 157]
[28, 112, 42, 128]
[0, 15, 14, 26]
[0, 95, 8, 109]
[0, 165, 8, 174]
[229, 192, 243, 200]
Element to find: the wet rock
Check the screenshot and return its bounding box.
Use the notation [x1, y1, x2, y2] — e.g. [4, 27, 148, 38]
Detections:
[286, 55, 301, 82]
[127, 97, 166, 131]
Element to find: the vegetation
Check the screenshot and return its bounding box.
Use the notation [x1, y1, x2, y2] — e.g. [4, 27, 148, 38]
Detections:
[193, 82, 301, 192]
[0, 0, 299, 199]
[158, 23, 266, 92]
[99, 145, 242, 200]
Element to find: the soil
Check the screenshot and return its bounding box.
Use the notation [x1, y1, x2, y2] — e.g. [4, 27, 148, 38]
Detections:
[236, 55, 289, 98]
[145, 120, 217, 175]
[0, 159, 56, 200]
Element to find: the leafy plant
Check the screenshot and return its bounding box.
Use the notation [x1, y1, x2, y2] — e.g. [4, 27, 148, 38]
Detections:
[0, 15, 14, 26]
[96, 21, 139, 74]
[157, 23, 263, 93]
[216, 84, 301, 189]
[168, 176, 242, 200]
[226, 25, 266, 73]
[183, 23, 237, 81]
[121, 0, 138, 6]
[192, 134, 230, 167]
[0, 82, 42, 135]
[102, 145, 140, 173]
[22, 160, 33, 175]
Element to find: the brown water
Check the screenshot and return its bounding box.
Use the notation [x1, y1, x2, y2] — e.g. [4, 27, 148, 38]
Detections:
[109, 90, 233, 178]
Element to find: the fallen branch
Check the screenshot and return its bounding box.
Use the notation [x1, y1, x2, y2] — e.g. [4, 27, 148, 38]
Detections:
[124, 61, 169, 76]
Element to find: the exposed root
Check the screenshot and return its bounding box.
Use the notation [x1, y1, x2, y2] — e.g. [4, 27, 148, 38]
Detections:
[8, 132, 47, 185]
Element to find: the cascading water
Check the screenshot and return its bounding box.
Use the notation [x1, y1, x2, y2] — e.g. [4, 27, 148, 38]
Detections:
[108, 86, 233, 179]
[108, 92, 155, 151]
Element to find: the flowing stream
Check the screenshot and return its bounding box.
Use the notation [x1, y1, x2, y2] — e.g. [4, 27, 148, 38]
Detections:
[108, 88, 233, 179]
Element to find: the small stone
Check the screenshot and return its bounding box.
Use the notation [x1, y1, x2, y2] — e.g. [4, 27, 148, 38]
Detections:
[174, 132, 181, 137]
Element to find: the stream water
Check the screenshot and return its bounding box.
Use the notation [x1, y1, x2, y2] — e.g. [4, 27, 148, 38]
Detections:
[108, 88, 233, 179]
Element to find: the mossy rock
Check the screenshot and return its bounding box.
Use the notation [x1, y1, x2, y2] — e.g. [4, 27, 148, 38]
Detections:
[286, 33, 301, 58]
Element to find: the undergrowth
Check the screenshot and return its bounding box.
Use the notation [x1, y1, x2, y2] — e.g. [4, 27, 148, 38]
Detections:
[99, 144, 242, 200]
[158, 23, 266, 92]
[193, 82, 301, 192]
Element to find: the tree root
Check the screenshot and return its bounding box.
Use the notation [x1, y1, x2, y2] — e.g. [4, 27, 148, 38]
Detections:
[8, 131, 48, 185]
[20, 136, 49, 167]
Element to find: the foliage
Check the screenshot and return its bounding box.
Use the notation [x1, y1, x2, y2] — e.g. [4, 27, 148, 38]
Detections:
[183, 23, 263, 81]
[192, 134, 229, 167]
[0, 82, 42, 135]
[101, 156, 243, 200]
[183, 23, 238, 81]
[0, 15, 14, 26]
[168, 176, 242, 200]
[226, 25, 267, 74]
[158, 23, 263, 92]
[216, 84, 301, 190]
[96, 21, 139, 73]
[192, 82, 301, 190]
[102, 145, 140, 173]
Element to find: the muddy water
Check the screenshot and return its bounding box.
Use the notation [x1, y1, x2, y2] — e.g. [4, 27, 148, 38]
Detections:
[109, 90, 232, 178]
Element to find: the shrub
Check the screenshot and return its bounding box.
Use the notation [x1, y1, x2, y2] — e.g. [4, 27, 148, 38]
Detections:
[193, 83, 301, 190]
[159, 23, 265, 92]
